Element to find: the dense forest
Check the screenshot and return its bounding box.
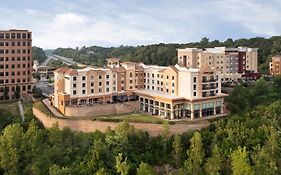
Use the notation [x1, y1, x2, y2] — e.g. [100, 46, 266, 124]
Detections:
[53, 36, 281, 73]
[1, 76, 281, 174]
[32, 46, 47, 63]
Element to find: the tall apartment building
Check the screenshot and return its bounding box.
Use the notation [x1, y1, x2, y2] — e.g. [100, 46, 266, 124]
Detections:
[269, 55, 281, 76]
[177, 47, 259, 82]
[0, 29, 33, 100]
[52, 58, 227, 120]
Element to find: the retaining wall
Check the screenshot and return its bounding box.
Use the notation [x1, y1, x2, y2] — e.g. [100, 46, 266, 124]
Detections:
[64, 101, 139, 117]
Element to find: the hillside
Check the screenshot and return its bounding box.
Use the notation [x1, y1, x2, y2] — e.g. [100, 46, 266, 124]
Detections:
[54, 36, 281, 74]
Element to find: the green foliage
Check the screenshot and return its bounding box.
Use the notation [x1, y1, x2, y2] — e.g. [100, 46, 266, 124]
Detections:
[204, 144, 222, 175]
[184, 131, 205, 175]
[231, 147, 254, 175]
[227, 78, 281, 114]
[1, 86, 281, 174]
[115, 153, 129, 175]
[32, 46, 47, 63]
[32, 72, 41, 80]
[136, 162, 156, 175]
[53, 36, 281, 74]
[32, 86, 43, 98]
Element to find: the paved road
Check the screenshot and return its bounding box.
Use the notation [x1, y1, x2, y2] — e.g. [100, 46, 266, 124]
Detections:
[53, 55, 86, 67]
[17, 101, 25, 122]
[35, 81, 54, 96]
[41, 55, 56, 66]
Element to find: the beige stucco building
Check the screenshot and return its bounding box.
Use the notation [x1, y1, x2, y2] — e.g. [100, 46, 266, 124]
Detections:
[269, 55, 281, 76]
[177, 47, 259, 82]
[52, 58, 227, 120]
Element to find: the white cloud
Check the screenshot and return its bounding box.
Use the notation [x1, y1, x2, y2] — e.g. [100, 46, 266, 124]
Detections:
[213, 0, 281, 36]
[34, 12, 164, 48]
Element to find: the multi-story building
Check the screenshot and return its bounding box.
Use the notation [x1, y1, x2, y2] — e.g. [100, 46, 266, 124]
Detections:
[52, 58, 227, 120]
[177, 47, 259, 82]
[269, 55, 281, 76]
[0, 29, 33, 100]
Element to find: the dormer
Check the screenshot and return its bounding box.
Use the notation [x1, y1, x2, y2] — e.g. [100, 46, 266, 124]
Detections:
[106, 57, 120, 68]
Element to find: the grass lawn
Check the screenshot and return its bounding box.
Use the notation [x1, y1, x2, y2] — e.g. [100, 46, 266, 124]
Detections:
[0, 102, 20, 116]
[93, 113, 172, 124]
[33, 101, 54, 117]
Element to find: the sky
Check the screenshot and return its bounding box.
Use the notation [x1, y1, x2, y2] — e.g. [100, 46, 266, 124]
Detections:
[0, 0, 281, 49]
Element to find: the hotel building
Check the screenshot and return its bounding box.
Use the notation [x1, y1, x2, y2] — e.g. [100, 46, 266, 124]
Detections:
[177, 47, 259, 82]
[0, 29, 33, 100]
[53, 58, 227, 120]
[269, 55, 281, 76]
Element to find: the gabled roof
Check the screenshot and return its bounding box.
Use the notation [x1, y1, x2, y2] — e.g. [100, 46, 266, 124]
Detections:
[65, 69, 78, 75]
[106, 57, 120, 62]
[54, 67, 69, 73]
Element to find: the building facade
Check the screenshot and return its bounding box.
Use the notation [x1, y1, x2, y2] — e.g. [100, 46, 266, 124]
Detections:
[52, 58, 227, 120]
[0, 29, 33, 100]
[269, 55, 281, 76]
[177, 47, 259, 82]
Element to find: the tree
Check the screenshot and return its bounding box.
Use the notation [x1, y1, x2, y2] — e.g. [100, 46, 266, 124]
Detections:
[231, 146, 254, 175]
[32, 46, 47, 63]
[115, 153, 129, 175]
[204, 144, 222, 175]
[172, 134, 182, 168]
[14, 85, 20, 99]
[136, 162, 156, 175]
[184, 131, 205, 175]
[0, 124, 23, 175]
[3, 86, 9, 100]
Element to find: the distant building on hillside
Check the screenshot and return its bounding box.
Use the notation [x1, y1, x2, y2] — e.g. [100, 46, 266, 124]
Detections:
[0, 29, 33, 100]
[177, 47, 260, 82]
[269, 55, 281, 76]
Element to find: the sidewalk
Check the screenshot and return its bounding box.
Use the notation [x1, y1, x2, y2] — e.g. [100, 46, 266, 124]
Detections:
[42, 98, 63, 117]
[17, 101, 25, 122]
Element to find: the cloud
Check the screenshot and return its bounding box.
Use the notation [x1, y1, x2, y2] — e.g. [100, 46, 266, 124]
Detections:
[213, 0, 281, 36]
[1, 0, 281, 49]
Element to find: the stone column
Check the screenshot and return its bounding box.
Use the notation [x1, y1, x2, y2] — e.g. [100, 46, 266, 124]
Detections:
[200, 103, 203, 118]
[191, 103, 194, 120]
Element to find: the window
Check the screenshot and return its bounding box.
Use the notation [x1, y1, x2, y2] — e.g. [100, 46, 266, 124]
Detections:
[106, 75, 109, 79]
[172, 76, 174, 80]
[99, 82, 102, 86]
[106, 81, 109, 85]
[106, 88, 109, 92]
[91, 82, 94, 87]
[193, 77, 196, 83]
[17, 33, 21, 39]
[5, 33, 10, 39]
[130, 72, 133, 77]
[73, 77, 77, 81]
[82, 90, 86, 94]
[91, 89, 94, 93]
[22, 33, 26, 39]
[99, 88, 102, 93]
[73, 84, 76, 88]
[82, 83, 86, 87]
[82, 76, 86, 81]
[99, 75, 102, 79]
[167, 75, 169, 79]
[193, 92, 196, 96]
